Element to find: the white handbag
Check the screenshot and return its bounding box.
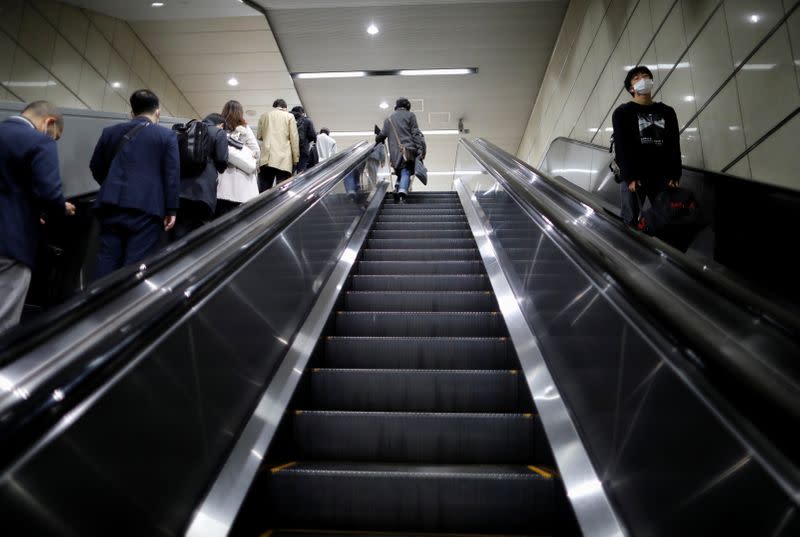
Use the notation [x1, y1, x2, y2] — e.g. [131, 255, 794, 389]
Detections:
[227, 143, 257, 175]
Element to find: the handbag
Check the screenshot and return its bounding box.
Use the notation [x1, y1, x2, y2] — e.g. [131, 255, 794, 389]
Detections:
[414, 158, 428, 185]
[637, 186, 704, 251]
[387, 117, 417, 163]
[228, 136, 257, 175]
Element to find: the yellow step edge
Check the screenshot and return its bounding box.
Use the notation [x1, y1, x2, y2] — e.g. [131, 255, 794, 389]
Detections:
[527, 465, 555, 479]
[270, 461, 297, 474]
[260, 531, 273, 537]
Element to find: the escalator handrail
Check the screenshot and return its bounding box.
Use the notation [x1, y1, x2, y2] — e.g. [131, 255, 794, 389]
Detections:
[462, 138, 800, 479]
[0, 142, 373, 474]
[485, 137, 800, 340]
[0, 144, 367, 365]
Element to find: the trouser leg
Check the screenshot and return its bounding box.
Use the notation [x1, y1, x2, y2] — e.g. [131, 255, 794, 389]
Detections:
[94, 216, 126, 281]
[619, 181, 642, 226]
[123, 213, 164, 268]
[0, 257, 32, 333]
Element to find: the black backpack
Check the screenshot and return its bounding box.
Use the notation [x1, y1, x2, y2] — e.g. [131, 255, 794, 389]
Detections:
[172, 120, 209, 178]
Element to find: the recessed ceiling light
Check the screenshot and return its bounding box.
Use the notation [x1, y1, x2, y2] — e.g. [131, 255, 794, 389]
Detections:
[683, 95, 695, 102]
[111, 81, 122, 88]
[151, 2, 164, 7]
[295, 71, 367, 79]
[367, 24, 379, 35]
[749, 14, 760, 23]
[227, 77, 239, 86]
[399, 68, 474, 76]
[379, 101, 389, 109]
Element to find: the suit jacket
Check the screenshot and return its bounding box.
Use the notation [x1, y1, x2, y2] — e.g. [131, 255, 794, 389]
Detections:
[90, 117, 180, 218]
[257, 108, 299, 173]
[0, 116, 67, 268]
[179, 120, 228, 215]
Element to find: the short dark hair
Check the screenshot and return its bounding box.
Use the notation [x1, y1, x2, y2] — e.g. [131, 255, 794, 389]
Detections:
[320, 128, 330, 135]
[130, 89, 159, 116]
[204, 113, 226, 126]
[22, 101, 64, 131]
[395, 97, 411, 111]
[273, 98, 287, 109]
[291, 106, 304, 114]
[624, 66, 654, 96]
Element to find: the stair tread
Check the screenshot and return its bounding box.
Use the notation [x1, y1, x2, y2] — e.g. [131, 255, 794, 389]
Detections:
[270, 461, 555, 479]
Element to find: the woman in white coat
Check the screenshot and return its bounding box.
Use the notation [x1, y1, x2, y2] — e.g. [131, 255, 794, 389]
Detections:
[216, 100, 261, 216]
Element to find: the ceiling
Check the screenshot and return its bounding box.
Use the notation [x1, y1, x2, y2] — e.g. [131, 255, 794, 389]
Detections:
[60, 0, 568, 189]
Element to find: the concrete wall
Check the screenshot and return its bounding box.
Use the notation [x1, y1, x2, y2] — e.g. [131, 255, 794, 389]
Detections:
[518, 0, 800, 191]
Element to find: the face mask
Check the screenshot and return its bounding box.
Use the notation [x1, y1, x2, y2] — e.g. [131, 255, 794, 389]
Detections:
[633, 78, 654, 95]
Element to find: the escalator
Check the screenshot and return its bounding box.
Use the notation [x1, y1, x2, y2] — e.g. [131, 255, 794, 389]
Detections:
[232, 192, 578, 536]
[1, 137, 798, 537]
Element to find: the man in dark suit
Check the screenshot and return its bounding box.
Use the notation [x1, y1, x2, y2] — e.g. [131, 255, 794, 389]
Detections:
[0, 101, 75, 333]
[90, 89, 180, 281]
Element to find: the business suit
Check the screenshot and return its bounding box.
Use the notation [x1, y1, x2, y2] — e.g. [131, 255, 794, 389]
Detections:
[90, 117, 180, 280]
[0, 116, 67, 331]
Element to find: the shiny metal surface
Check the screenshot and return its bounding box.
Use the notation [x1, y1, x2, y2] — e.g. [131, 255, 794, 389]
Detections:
[0, 149, 376, 535]
[184, 181, 388, 537]
[455, 140, 800, 536]
[455, 178, 627, 537]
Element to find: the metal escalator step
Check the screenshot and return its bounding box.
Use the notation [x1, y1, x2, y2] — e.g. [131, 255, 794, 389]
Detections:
[371, 230, 474, 240]
[373, 222, 470, 231]
[293, 411, 544, 464]
[351, 275, 490, 292]
[335, 312, 504, 337]
[380, 203, 462, 210]
[324, 337, 511, 369]
[309, 369, 525, 412]
[361, 249, 480, 261]
[344, 291, 494, 311]
[380, 206, 463, 213]
[356, 261, 485, 275]
[377, 215, 467, 223]
[266, 462, 567, 534]
[366, 238, 476, 250]
[269, 531, 548, 537]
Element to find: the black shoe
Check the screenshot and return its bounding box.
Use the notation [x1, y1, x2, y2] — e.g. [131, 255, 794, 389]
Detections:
[398, 193, 407, 204]
[393, 189, 400, 202]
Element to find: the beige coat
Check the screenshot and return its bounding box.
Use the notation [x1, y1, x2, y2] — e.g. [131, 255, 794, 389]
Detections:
[257, 108, 299, 173]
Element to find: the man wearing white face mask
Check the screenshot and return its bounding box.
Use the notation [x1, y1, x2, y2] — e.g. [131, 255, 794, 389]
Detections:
[612, 66, 682, 226]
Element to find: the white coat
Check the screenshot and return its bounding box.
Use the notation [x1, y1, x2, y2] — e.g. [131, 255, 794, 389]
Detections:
[217, 125, 260, 204]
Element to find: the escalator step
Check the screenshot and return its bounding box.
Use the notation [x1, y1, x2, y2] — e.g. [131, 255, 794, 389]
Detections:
[366, 239, 476, 250]
[335, 312, 504, 337]
[380, 203, 462, 210]
[266, 462, 567, 534]
[361, 249, 480, 261]
[308, 369, 525, 412]
[380, 208, 464, 215]
[324, 337, 511, 369]
[351, 275, 490, 292]
[371, 230, 474, 240]
[376, 215, 467, 223]
[268, 531, 545, 537]
[293, 411, 545, 464]
[356, 261, 485, 275]
[344, 291, 494, 311]
[373, 222, 470, 230]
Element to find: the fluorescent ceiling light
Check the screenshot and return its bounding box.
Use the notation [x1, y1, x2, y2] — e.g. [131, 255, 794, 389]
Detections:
[379, 102, 389, 109]
[331, 129, 460, 136]
[399, 68, 473, 76]
[227, 77, 239, 86]
[684, 127, 698, 132]
[3, 80, 57, 87]
[151, 2, 164, 6]
[552, 169, 598, 174]
[623, 62, 689, 70]
[741, 63, 776, 70]
[295, 71, 366, 79]
[367, 24, 379, 35]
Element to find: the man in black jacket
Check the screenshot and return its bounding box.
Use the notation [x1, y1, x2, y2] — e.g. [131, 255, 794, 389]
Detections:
[172, 113, 229, 240]
[291, 106, 317, 174]
[612, 66, 682, 225]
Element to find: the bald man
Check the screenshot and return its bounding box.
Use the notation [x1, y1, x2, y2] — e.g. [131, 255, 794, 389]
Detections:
[0, 101, 75, 332]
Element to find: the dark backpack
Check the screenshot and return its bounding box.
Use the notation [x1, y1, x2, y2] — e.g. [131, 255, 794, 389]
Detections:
[638, 187, 704, 252]
[172, 120, 209, 178]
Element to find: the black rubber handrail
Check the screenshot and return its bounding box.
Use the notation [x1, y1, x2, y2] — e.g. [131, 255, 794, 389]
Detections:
[0, 144, 366, 365]
[463, 138, 800, 482]
[495, 137, 800, 340]
[0, 142, 373, 473]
